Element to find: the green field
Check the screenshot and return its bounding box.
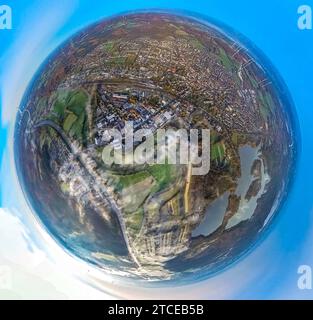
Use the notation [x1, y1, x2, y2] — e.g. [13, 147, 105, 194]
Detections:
[63, 113, 77, 132]
[50, 89, 88, 143]
[210, 130, 226, 164]
[211, 141, 226, 164]
[210, 130, 220, 144]
[108, 56, 126, 66]
[116, 170, 150, 191]
[258, 91, 274, 121]
[148, 163, 175, 191]
[126, 208, 144, 236]
[190, 38, 204, 50]
[103, 41, 115, 52]
[219, 48, 235, 72]
[116, 163, 176, 193]
[244, 69, 259, 89]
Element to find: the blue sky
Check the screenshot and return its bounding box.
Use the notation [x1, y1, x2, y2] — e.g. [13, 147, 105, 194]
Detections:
[1, 0, 313, 299]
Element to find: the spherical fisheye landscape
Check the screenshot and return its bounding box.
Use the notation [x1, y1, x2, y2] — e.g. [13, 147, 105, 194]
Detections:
[15, 12, 296, 283]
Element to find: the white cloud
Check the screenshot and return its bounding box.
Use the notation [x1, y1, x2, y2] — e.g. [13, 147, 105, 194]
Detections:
[0, 208, 113, 299]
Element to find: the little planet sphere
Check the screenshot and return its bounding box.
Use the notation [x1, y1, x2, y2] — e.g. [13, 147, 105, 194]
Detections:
[15, 12, 296, 283]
